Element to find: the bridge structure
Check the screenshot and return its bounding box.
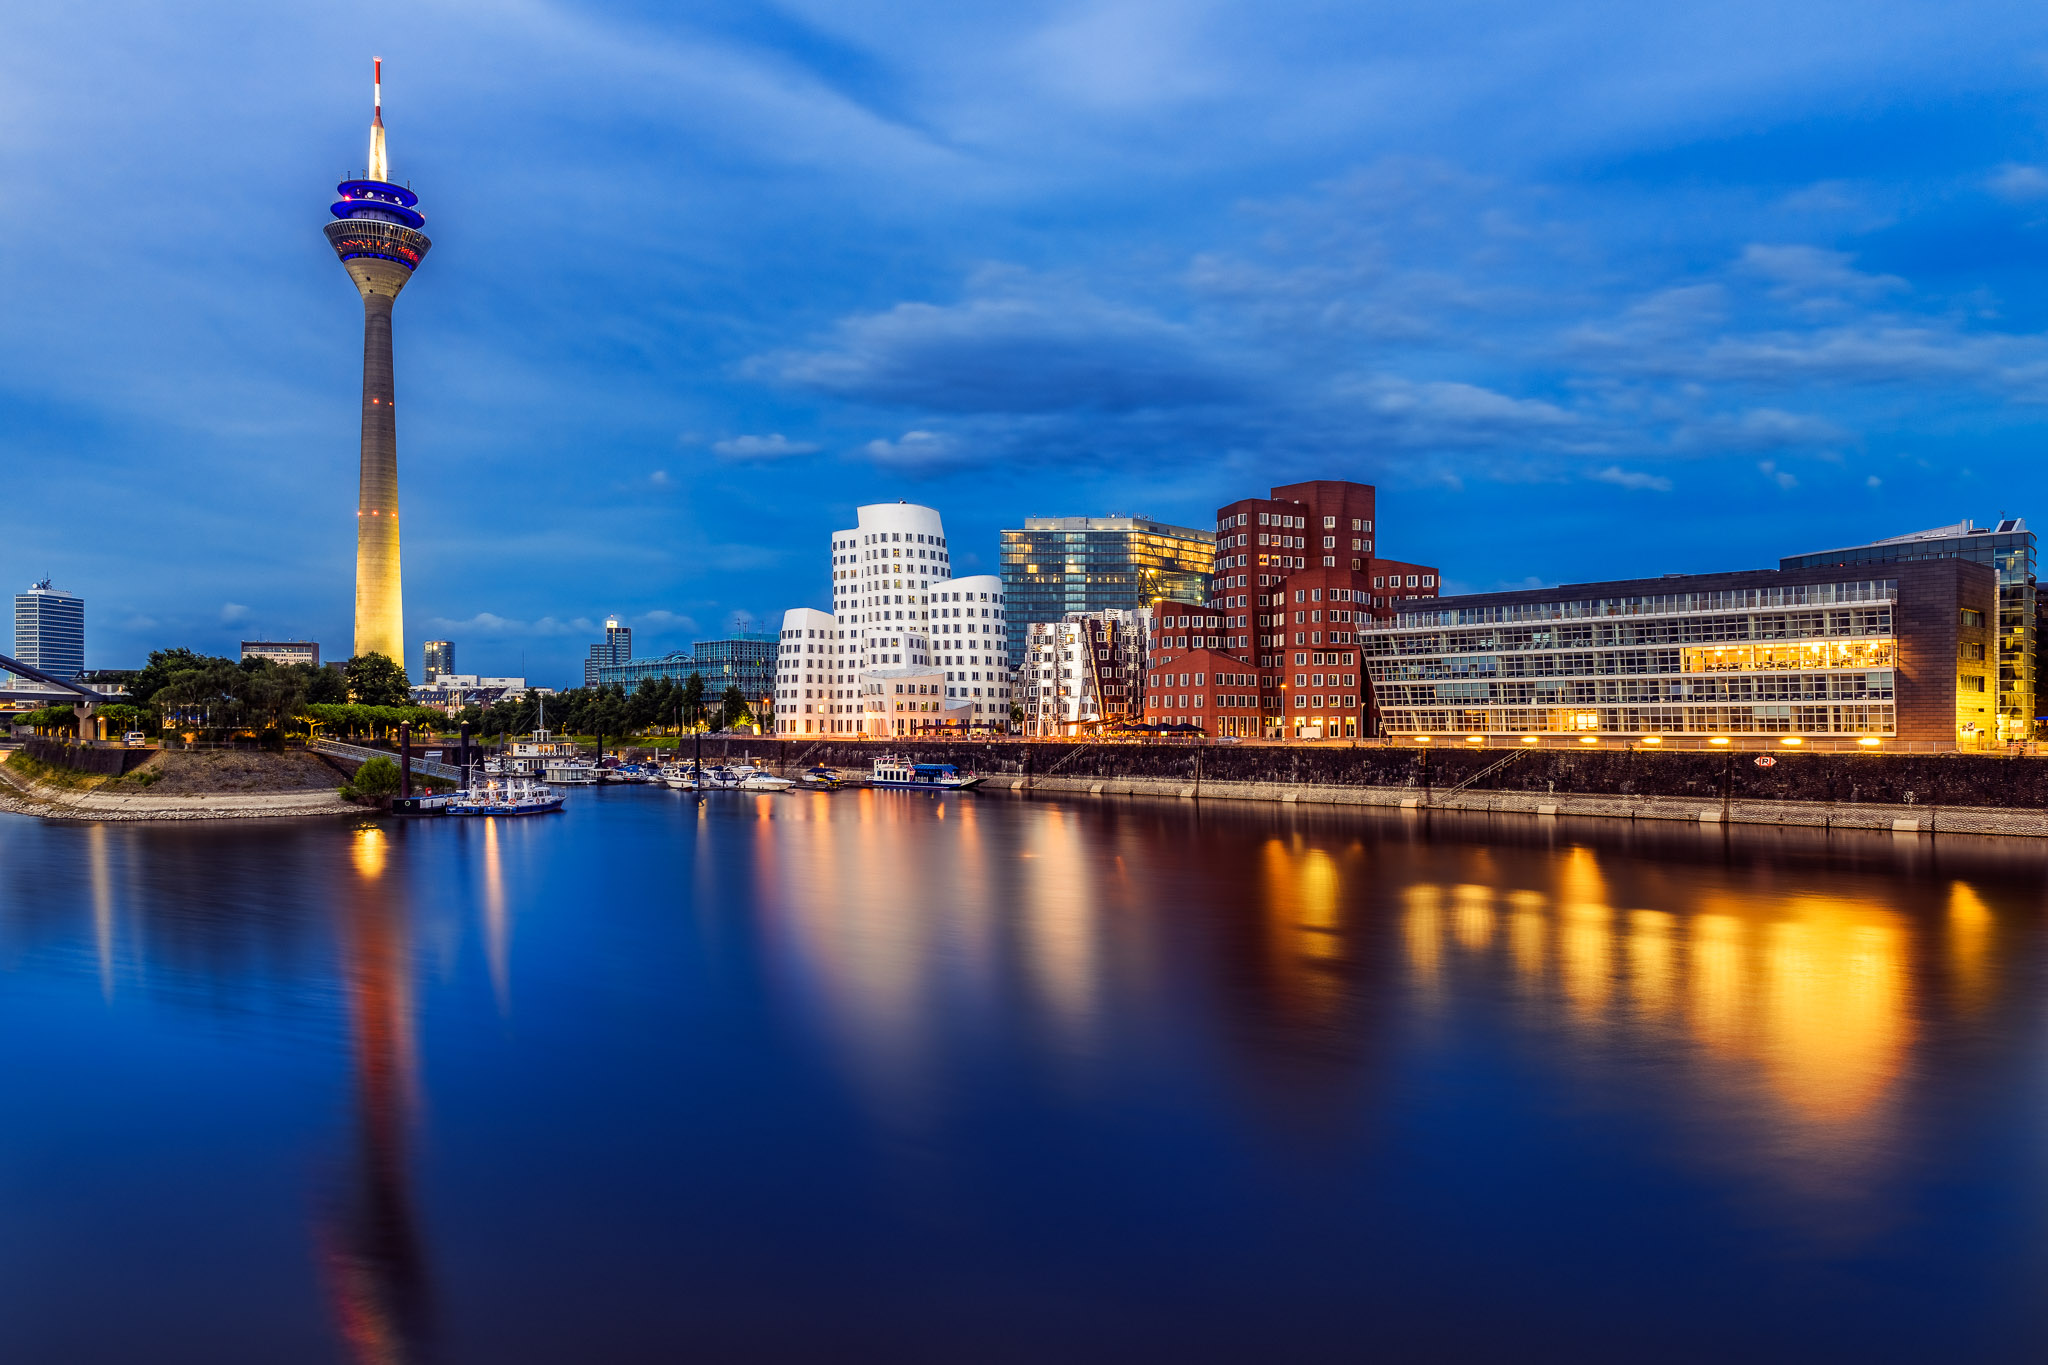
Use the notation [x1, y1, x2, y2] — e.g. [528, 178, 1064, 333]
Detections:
[0, 652, 113, 742]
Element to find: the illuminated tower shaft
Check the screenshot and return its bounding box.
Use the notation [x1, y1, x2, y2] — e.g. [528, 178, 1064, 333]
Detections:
[325, 59, 430, 667]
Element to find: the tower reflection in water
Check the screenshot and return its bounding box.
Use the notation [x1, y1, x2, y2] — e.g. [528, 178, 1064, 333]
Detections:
[323, 825, 431, 1363]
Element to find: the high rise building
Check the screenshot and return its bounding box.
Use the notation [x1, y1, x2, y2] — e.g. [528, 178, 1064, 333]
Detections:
[14, 579, 85, 681]
[423, 639, 453, 682]
[584, 615, 632, 687]
[1781, 520, 2036, 742]
[999, 515, 1214, 671]
[326, 59, 431, 671]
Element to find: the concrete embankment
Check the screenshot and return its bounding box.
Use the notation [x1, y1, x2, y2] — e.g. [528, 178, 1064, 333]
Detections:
[696, 737, 2048, 838]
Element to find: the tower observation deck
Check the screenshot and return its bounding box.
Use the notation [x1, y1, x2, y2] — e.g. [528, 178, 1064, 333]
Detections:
[326, 58, 431, 671]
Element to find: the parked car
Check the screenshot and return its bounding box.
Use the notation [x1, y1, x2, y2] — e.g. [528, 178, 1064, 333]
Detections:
[123, 732, 148, 747]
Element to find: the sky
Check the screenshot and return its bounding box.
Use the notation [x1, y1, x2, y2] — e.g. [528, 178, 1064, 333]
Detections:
[6, 1, 2048, 684]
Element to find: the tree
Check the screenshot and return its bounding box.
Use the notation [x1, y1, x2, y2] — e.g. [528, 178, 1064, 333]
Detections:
[719, 684, 750, 731]
[342, 755, 403, 805]
[129, 647, 235, 707]
[344, 652, 412, 707]
[682, 672, 707, 729]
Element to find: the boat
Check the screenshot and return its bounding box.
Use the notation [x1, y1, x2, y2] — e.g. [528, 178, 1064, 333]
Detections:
[737, 766, 795, 792]
[446, 776, 565, 816]
[661, 763, 704, 791]
[796, 766, 849, 789]
[869, 756, 982, 790]
[610, 762, 662, 784]
[542, 757, 601, 785]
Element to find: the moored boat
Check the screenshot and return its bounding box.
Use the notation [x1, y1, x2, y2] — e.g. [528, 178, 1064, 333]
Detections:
[446, 776, 565, 816]
[869, 756, 982, 790]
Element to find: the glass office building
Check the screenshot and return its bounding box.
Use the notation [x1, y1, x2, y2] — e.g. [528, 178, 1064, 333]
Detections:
[596, 634, 777, 700]
[1781, 519, 2036, 742]
[1000, 516, 1213, 671]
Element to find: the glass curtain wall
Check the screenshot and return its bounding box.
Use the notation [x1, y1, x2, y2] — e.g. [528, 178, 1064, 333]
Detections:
[1001, 518, 1213, 671]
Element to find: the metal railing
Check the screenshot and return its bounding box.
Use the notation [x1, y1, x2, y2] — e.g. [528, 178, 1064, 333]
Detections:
[311, 738, 462, 781]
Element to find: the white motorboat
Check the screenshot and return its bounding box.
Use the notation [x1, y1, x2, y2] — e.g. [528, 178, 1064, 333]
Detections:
[870, 755, 982, 790]
[447, 776, 564, 816]
[542, 758, 600, 785]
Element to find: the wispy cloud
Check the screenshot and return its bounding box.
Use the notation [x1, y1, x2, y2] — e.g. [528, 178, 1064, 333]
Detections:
[712, 433, 820, 460]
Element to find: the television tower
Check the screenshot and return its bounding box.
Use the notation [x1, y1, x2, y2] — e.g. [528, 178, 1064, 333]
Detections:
[326, 58, 431, 668]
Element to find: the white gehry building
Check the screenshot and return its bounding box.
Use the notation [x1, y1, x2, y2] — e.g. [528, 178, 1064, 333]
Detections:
[774, 500, 1014, 736]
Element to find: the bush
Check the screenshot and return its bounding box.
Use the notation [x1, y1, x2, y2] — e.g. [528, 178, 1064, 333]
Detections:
[345, 755, 404, 805]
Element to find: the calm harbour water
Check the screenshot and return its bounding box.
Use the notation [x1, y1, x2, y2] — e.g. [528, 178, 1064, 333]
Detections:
[1, 789, 2045, 1362]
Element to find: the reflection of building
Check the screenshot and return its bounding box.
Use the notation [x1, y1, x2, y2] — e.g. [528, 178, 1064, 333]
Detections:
[326, 60, 431, 669]
[1000, 515, 1213, 672]
[1365, 558, 1996, 748]
[242, 640, 320, 668]
[1782, 520, 2036, 742]
[323, 827, 431, 1362]
[14, 578, 85, 680]
[422, 640, 452, 682]
[583, 615, 632, 687]
[1020, 609, 1149, 736]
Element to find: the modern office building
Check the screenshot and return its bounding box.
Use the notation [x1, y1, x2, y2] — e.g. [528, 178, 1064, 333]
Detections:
[423, 639, 453, 682]
[1781, 519, 2036, 742]
[13, 579, 85, 681]
[1020, 609, 1149, 736]
[597, 636, 776, 709]
[241, 640, 321, 669]
[1362, 559, 1995, 749]
[1000, 516, 1213, 672]
[327, 60, 431, 669]
[584, 615, 633, 687]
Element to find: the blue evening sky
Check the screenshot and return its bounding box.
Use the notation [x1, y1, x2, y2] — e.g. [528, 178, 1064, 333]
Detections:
[6, 2, 2048, 683]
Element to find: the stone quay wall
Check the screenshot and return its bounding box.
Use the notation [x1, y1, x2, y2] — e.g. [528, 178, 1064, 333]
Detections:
[679, 737, 2048, 836]
[22, 738, 152, 777]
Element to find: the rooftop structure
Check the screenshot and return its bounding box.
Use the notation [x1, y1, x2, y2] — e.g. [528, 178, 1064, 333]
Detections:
[241, 640, 321, 669]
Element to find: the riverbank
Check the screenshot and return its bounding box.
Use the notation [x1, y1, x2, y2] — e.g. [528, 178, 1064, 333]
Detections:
[0, 748, 361, 822]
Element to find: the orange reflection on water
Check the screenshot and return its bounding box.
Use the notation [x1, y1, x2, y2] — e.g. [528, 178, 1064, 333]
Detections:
[1451, 884, 1494, 951]
[1758, 901, 1908, 1126]
[1506, 890, 1548, 983]
[1402, 883, 1442, 987]
[1626, 910, 1676, 1020]
[1947, 882, 1993, 1014]
[1689, 913, 1747, 1055]
[482, 818, 509, 1015]
[1559, 901, 1613, 1020]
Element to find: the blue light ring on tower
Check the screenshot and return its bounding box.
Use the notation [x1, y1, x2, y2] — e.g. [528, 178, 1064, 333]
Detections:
[332, 179, 425, 228]
[324, 220, 432, 271]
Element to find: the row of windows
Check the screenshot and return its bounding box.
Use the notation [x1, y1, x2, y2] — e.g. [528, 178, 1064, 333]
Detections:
[1367, 609, 1894, 656]
[1378, 672, 1896, 706]
[1380, 704, 1897, 735]
[1370, 641, 1891, 680]
[1386, 580, 1898, 629]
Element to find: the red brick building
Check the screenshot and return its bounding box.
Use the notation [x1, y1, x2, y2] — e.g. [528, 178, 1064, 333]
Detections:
[1145, 479, 1440, 739]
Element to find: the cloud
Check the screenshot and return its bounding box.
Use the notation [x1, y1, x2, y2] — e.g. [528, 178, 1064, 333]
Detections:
[1866, 475, 1882, 487]
[634, 609, 700, 632]
[219, 602, 249, 624]
[1590, 466, 1673, 492]
[422, 614, 600, 638]
[1758, 460, 1798, 490]
[711, 433, 820, 461]
[649, 469, 672, 485]
[862, 429, 966, 466]
[1989, 164, 2048, 202]
[1736, 245, 1905, 299]
[762, 281, 1242, 414]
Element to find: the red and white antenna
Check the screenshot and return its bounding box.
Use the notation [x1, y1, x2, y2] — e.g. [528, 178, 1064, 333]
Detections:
[367, 57, 389, 182]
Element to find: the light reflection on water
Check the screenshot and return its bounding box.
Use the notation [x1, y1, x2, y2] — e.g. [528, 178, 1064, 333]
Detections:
[0, 795, 2043, 1362]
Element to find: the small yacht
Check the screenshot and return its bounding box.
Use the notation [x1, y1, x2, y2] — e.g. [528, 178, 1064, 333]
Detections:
[661, 763, 704, 792]
[446, 776, 564, 816]
[542, 757, 600, 785]
[869, 756, 982, 790]
[737, 766, 795, 792]
[797, 766, 849, 789]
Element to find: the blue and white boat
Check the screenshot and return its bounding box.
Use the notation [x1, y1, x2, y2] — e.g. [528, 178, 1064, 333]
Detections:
[869, 756, 982, 790]
[446, 776, 565, 816]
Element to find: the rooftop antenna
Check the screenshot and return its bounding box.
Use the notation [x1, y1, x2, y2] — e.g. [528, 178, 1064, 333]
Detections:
[367, 57, 388, 183]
